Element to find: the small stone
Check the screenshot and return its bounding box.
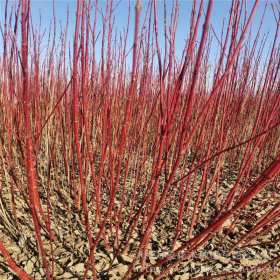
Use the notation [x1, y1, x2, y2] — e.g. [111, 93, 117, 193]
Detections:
[260, 249, 270, 259]
[173, 241, 182, 251]
[110, 264, 128, 277]
[73, 263, 84, 274]
[24, 260, 34, 274]
[210, 252, 230, 264]
[30, 256, 37, 264]
[200, 265, 212, 274]
[1, 273, 10, 280]
[215, 263, 223, 269]
[121, 254, 133, 263]
[240, 259, 264, 267]
[57, 272, 73, 279]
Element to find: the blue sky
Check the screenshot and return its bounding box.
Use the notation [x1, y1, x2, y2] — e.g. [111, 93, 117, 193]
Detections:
[0, 0, 278, 70]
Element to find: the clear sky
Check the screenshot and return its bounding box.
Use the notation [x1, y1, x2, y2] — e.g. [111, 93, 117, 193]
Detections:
[0, 0, 278, 70]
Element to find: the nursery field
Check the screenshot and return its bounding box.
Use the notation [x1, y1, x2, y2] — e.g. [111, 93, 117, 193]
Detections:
[0, 0, 279, 279]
